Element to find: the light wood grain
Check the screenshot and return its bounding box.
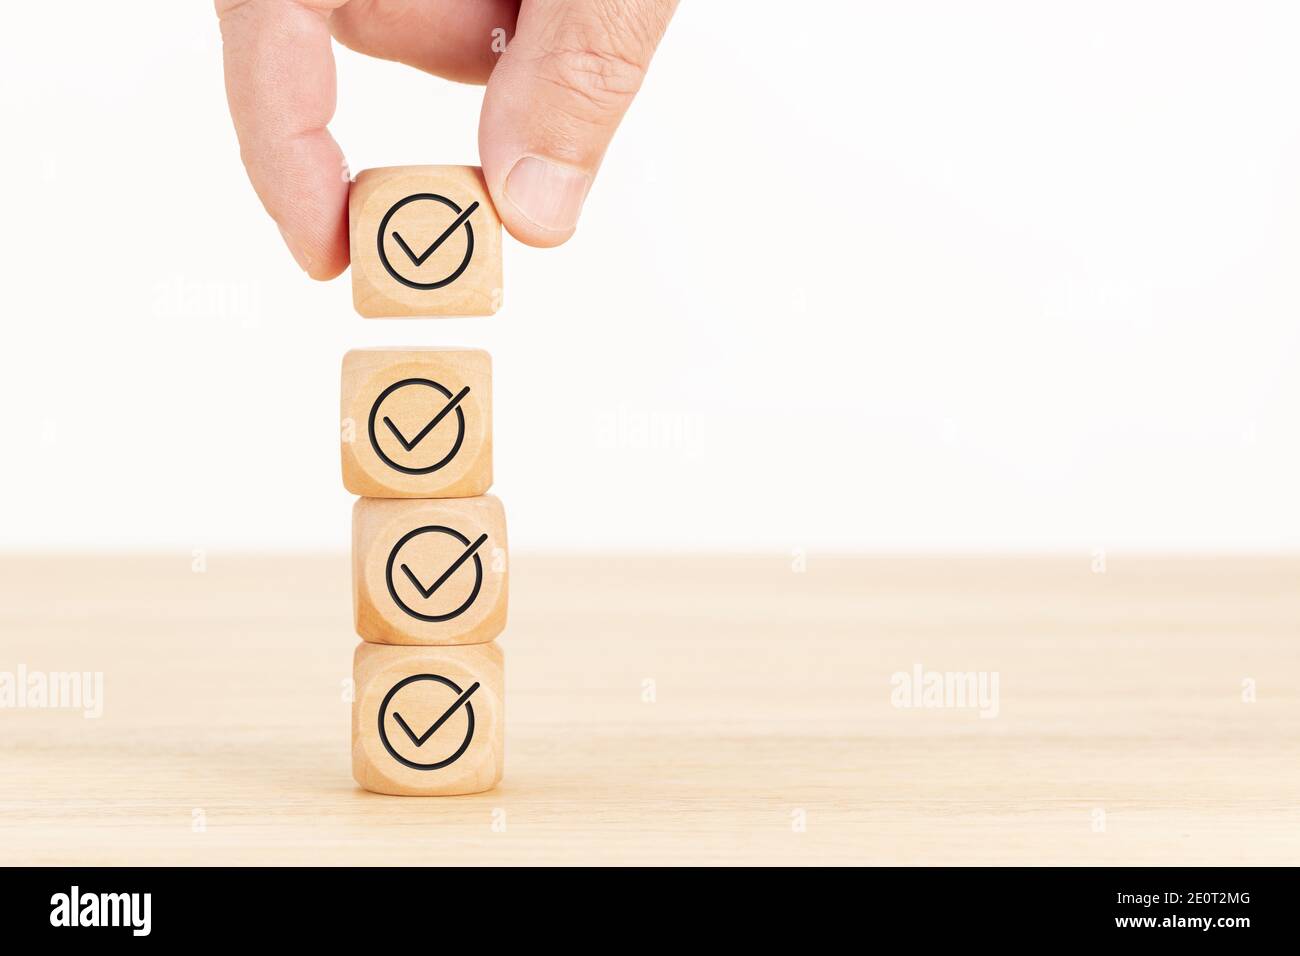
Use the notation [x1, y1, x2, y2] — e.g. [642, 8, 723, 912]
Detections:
[353, 496, 508, 646]
[352, 642, 504, 796]
[349, 166, 502, 317]
[1, 554, 1297, 865]
[341, 347, 493, 499]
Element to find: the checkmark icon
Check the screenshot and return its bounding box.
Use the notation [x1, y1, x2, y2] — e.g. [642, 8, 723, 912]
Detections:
[382, 385, 470, 453]
[392, 681, 480, 748]
[392, 201, 480, 267]
[400, 532, 489, 600]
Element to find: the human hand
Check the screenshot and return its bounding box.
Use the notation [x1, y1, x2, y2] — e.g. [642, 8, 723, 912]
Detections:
[216, 0, 677, 278]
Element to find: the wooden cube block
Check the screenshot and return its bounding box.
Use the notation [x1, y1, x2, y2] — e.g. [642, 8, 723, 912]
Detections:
[341, 348, 492, 498]
[352, 641, 504, 796]
[349, 166, 503, 317]
[353, 496, 508, 645]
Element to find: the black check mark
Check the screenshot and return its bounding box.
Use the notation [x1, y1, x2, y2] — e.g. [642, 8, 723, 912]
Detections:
[382, 386, 470, 452]
[392, 201, 480, 267]
[400, 533, 489, 600]
[392, 681, 481, 747]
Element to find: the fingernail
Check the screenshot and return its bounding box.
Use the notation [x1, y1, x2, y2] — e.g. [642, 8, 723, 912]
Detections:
[278, 224, 314, 274]
[504, 157, 591, 233]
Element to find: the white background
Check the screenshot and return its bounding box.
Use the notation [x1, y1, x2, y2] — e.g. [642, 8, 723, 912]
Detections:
[2, 2, 1299, 553]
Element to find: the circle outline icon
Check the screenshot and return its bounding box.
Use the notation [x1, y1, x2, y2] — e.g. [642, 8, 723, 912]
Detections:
[385, 525, 485, 623]
[377, 673, 475, 771]
[367, 377, 467, 476]
[376, 193, 475, 290]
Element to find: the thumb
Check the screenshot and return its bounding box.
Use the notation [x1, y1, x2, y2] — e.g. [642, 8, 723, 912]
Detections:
[478, 0, 677, 247]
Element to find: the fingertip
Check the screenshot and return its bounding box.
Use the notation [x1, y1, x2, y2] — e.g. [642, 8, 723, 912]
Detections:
[306, 248, 349, 281]
[477, 0, 677, 251]
[501, 220, 574, 249]
[481, 95, 592, 248]
[494, 155, 589, 247]
[495, 204, 579, 249]
[275, 214, 347, 280]
[281, 217, 348, 280]
[258, 139, 349, 280]
[478, 65, 594, 248]
[277, 223, 314, 273]
[219, 0, 350, 281]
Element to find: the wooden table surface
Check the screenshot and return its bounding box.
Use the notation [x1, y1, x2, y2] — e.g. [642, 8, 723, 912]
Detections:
[0, 553, 1296, 866]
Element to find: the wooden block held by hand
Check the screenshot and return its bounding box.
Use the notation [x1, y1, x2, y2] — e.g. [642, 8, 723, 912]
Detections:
[341, 348, 492, 498]
[352, 641, 504, 796]
[353, 496, 508, 646]
[349, 165, 503, 317]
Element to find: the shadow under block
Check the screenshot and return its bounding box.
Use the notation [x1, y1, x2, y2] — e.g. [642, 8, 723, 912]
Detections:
[349, 165, 503, 317]
[341, 348, 492, 498]
[352, 641, 504, 796]
[353, 496, 508, 646]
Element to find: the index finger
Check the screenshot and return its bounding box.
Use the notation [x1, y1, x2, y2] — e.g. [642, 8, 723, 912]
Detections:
[217, 0, 350, 278]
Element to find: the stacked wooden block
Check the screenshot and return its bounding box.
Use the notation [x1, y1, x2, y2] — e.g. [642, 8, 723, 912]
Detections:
[342, 166, 506, 796]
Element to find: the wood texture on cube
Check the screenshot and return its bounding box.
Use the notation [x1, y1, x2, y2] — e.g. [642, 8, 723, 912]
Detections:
[341, 347, 492, 498]
[349, 165, 502, 317]
[353, 496, 508, 646]
[352, 641, 504, 796]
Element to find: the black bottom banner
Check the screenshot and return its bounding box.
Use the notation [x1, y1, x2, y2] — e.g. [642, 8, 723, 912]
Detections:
[0, 865, 1287, 943]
